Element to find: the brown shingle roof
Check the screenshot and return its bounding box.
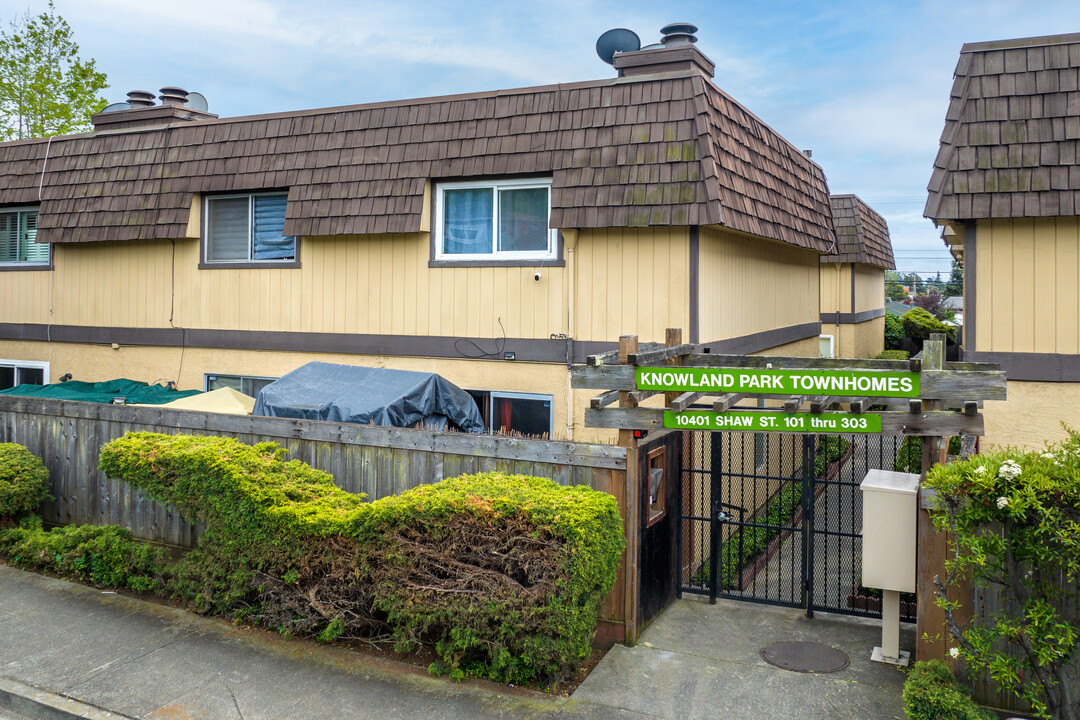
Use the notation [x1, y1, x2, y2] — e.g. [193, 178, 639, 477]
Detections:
[0, 72, 832, 251]
[824, 194, 895, 269]
[926, 32, 1080, 221]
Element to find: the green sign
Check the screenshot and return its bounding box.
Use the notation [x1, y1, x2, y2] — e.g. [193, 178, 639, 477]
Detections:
[636, 367, 919, 398]
[664, 410, 882, 434]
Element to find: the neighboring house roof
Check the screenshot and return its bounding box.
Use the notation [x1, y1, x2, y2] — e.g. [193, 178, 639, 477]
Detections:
[926, 33, 1080, 221]
[885, 301, 911, 316]
[942, 296, 964, 309]
[823, 194, 895, 269]
[0, 74, 833, 251]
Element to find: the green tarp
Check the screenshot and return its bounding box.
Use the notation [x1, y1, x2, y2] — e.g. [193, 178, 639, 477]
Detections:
[0, 379, 201, 405]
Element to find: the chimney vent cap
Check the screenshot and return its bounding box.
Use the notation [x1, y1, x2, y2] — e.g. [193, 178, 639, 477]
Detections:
[158, 86, 189, 105]
[126, 90, 156, 107]
[660, 22, 698, 46]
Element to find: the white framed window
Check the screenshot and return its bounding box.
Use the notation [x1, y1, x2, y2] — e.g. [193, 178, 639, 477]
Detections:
[204, 373, 277, 397]
[434, 178, 556, 262]
[0, 207, 48, 267]
[819, 334, 835, 359]
[466, 390, 554, 437]
[0, 359, 49, 390]
[204, 193, 295, 264]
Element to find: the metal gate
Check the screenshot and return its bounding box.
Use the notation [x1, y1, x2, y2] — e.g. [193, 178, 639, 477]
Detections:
[678, 429, 903, 618]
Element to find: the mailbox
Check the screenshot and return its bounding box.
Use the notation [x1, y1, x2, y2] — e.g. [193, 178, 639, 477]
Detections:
[860, 469, 919, 594]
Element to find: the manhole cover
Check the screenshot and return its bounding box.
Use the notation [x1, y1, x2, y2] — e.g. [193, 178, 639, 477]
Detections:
[760, 641, 850, 673]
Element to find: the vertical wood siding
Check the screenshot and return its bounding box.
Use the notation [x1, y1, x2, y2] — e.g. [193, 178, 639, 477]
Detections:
[853, 265, 884, 313]
[699, 227, 819, 342]
[976, 217, 1080, 354]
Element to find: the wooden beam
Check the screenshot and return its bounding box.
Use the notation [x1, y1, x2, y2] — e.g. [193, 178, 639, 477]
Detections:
[629, 343, 696, 366]
[918, 333, 949, 663]
[806, 396, 830, 413]
[617, 335, 639, 447]
[908, 399, 923, 414]
[588, 341, 663, 366]
[585, 407, 985, 436]
[571, 365, 1007, 400]
[783, 396, 805, 413]
[670, 392, 702, 412]
[590, 389, 620, 410]
[663, 329, 685, 410]
[848, 398, 871, 414]
[712, 393, 744, 412]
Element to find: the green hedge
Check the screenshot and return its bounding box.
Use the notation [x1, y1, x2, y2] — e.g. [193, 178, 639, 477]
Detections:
[0, 443, 52, 519]
[902, 307, 956, 343]
[0, 516, 168, 591]
[903, 660, 994, 720]
[885, 313, 905, 350]
[98, 432, 623, 684]
[875, 349, 910, 360]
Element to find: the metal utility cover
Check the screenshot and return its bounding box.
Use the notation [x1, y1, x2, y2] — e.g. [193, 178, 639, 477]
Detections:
[760, 642, 850, 673]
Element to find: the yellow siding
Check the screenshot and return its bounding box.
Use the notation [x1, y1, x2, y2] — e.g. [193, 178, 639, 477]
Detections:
[819, 263, 848, 314]
[976, 217, 1080, 354]
[853, 265, 883, 313]
[572, 227, 690, 342]
[982, 380, 1080, 450]
[699, 227, 819, 341]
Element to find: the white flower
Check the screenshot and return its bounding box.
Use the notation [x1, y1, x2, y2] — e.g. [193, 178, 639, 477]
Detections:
[1041, 452, 1055, 460]
[949, 647, 960, 659]
[998, 460, 1022, 480]
[973, 466, 987, 476]
[996, 496, 1009, 509]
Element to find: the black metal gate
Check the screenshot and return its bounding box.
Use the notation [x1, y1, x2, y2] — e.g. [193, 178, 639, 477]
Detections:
[678, 430, 902, 618]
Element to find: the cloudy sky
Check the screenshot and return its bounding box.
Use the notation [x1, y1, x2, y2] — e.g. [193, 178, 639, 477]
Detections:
[6, 0, 1080, 275]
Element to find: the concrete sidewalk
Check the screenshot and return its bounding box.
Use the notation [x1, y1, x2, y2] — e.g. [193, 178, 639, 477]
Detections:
[0, 565, 908, 720]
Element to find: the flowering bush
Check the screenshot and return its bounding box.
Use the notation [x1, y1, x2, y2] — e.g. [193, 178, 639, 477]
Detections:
[924, 431, 1080, 720]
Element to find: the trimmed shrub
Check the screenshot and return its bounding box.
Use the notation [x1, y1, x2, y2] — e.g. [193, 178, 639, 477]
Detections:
[903, 660, 994, 720]
[98, 432, 623, 684]
[0, 443, 52, 519]
[884, 313, 905, 350]
[0, 515, 169, 591]
[901, 307, 956, 344]
[875, 349, 910, 360]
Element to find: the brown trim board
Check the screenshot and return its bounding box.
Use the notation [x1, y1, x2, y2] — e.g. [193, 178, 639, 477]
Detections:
[698, 322, 821, 355]
[964, 351, 1080, 383]
[819, 308, 885, 325]
[964, 220, 976, 356]
[0, 322, 821, 365]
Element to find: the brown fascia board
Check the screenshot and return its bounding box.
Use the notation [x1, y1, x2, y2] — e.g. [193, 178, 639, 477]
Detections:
[91, 105, 218, 131]
[612, 45, 716, 78]
[961, 32, 1080, 53]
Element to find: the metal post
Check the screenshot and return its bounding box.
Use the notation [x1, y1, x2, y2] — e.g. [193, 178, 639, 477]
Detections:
[676, 434, 684, 600]
[802, 434, 815, 619]
[708, 431, 722, 604]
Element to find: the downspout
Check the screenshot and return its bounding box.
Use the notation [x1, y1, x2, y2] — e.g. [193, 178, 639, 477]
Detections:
[563, 229, 579, 440]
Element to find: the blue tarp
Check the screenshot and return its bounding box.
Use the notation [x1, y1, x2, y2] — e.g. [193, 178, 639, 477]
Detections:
[252, 362, 485, 433]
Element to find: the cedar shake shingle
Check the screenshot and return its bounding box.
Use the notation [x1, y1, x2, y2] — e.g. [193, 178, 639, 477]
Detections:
[927, 32, 1080, 221]
[1, 72, 832, 251]
[824, 195, 895, 270]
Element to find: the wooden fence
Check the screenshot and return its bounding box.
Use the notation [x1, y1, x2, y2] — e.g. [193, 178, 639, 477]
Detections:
[0, 395, 631, 641]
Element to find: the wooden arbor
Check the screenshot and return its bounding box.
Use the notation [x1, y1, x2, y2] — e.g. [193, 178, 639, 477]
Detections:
[572, 330, 1005, 656]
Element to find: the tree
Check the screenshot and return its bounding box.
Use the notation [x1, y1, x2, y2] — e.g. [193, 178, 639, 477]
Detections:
[913, 288, 948, 319]
[945, 259, 964, 297]
[926, 436, 1080, 720]
[0, 1, 107, 141]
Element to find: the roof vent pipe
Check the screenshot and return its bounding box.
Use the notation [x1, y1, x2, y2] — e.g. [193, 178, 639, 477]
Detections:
[158, 86, 189, 105]
[126, 90, 156, 107]
[660, 22, 698, 47]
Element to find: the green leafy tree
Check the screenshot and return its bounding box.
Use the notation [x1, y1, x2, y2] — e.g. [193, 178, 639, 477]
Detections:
[945, 259, 964, 297]
[926, 435, 1080, 720]
[0, 1, 107, 141]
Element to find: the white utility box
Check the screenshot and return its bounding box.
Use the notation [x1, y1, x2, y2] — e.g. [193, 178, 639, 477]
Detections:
[861, 469, 920, 593]
[860, 468, 920, 666]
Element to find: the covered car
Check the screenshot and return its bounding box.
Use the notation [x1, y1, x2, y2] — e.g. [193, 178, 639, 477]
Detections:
[252, 362, 485, 433]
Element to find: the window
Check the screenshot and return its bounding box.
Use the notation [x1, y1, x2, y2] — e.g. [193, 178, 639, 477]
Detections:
[434, 179, 556, 261]
[0, 208, 48, 267]
[466, 390, 553, 437]
[647, 446, 666, 526]
[0, 360, 49, 390]
[205, 373, 277, 397]
[204, 193, 295, 264]
[819, 334, 835, 359]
